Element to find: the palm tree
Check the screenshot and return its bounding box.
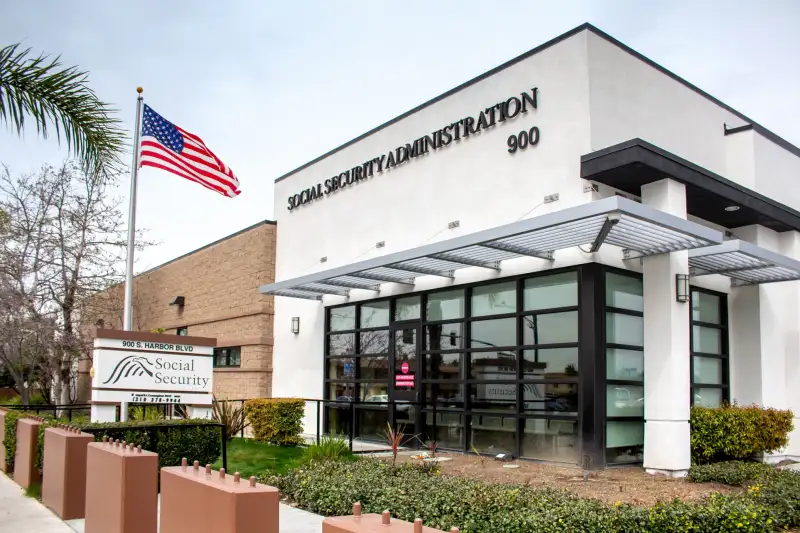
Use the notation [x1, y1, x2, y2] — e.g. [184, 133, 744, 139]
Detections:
[0, 44, 125, 177]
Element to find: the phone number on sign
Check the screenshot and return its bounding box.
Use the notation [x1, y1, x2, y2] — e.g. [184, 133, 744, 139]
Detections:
[129, 394, 182, 404]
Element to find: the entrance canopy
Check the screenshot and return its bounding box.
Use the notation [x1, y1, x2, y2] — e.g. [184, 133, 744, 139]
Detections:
[260, 196, 723, 300]
[690, 239, 800, 285]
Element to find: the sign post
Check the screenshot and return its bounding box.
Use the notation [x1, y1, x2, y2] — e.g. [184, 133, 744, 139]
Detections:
[90, 329, 216, 423]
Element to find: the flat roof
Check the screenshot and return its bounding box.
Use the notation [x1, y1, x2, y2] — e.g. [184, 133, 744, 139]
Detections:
[274, 23, 800, 185]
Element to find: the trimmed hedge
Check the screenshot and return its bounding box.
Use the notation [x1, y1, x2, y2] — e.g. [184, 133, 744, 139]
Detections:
[691, 405, 794, 464]
[78, 419, 221, 471]
[245, 398, 304, 446]
[688, 460, 800, 529]
[266, 459, 785, 533]
[2, 410, 55, 473]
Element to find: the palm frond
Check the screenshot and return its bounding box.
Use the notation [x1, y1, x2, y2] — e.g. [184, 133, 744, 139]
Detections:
[0, 44, 126, 178]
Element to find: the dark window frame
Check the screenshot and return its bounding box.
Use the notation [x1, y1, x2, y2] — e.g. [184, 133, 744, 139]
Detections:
[213, 346, 241, 368]
[176, 326, 188, 336]
[690, 286, 729, 406]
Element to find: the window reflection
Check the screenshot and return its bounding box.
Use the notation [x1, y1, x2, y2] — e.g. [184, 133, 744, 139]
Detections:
[360, 301, 390, 328]
[425, 353, 462, 380]
[359, 356, 389, 381]
[522, 419, 578, 462]
[470, 415, 516, 454]
[523, 272, 578, 311]
[470, 318, 516, 348]
[424, 383, 464, 408]
[329, 334, 355, 356]
[472, 281, 516, 316]
[328, 358, 355, 379]
[359, 330, 389, 354]
[522, 312, 578, 345]
[469, 383, 516, 411]
[359, 383, 389, 403]
[522, 382, 578, 416]
[523, 348, 578, 378]
[329, 306, 356, 331]
[395, 296, 420, 320]
[470, 352, 516, 380]
[427, 290, 465, 321]
[425, 323, 462, 350]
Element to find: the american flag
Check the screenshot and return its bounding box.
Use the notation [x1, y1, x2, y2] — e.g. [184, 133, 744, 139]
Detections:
[139, 104, 241, 197]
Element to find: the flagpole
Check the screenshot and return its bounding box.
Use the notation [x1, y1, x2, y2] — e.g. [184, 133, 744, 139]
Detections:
[123, 88, 144, 332]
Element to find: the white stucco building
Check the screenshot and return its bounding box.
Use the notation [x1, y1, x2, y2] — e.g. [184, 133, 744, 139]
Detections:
[261, 23, 800, 475]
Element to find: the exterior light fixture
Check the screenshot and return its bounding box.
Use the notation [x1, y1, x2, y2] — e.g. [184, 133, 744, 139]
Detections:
[725, 205, 740, 212]
[675, 274, 690, 303]
[169, 296, 185, 306]
[291, 317, 300, 334]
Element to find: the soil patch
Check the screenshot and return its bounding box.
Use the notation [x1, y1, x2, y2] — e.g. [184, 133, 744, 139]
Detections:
[395, 453, 736, 506]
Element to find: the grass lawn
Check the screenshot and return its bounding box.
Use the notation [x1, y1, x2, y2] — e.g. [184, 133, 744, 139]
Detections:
[212, 438, 305, 478]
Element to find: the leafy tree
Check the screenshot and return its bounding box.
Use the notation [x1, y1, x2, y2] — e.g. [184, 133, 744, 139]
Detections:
[0, 44, 125, 177]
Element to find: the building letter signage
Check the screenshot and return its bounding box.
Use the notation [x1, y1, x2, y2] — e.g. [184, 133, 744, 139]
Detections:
[287, 87, 539, 210]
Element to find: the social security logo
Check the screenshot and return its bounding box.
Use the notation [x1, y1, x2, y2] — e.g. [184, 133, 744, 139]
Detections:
[102, 355, 155, 385]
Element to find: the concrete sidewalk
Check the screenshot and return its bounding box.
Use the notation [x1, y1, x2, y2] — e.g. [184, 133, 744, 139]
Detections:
[0, 472, 324, 533]
[0, 474, 73, 533]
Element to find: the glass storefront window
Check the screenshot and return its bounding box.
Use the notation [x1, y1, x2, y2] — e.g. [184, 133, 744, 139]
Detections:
[692, 325, 721, 354]
[606, 313, 644, 346]
[329, 305, 356, 331]
[425, 353, 462, 380]
[359, 356, 389, 381]
[522, 382, 578, 416]
[470, 351, 516, 380]
[470, 318, 516, 348]
[424, 383, 464, 408]
[395, 296, 421, 320]
[522, 419, 578, 462]
[471, 281, 517, 316]
[522, 311, 578, 345]
[694, 387, 723, 408]
[605, 273, 643, 312]
[469, 383, 516, 411]
[606, 385, 644, 417]
[425, 411, 464, 448]
[606, 420, 644, 464]
[692, 291, 721, 324]
[357, 409, 388, 440]
[360, 301, 390, 328]
[329, 333, 355, 355]
[328, 382, 355, 402]
[693, 356, 722, 384]
[359, 329, 389, 354]
[470, 415, 517, 454]
[426, 289, 465, 321]
[425, 323, 463, 350]
[359, 382, 389, 403]
[523, 348, 578, 378]
[606, 348, 644, 381]
[523, 272, 578, 311]
[325, 405, 351, 437]
[327, 357, 355, 380]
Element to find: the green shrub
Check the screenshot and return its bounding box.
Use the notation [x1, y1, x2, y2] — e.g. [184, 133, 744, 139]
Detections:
[690, 405, 794, 464]
[266, 459, 780, 533]
[2, 410, 55, 473]
[244, 398, 304, 446]
[303, 436, 352, 463]
[2, 394, 48, 406]
[128, 405, 165, 421]
[77, 418, 221, 471]
[688, 461, 775, 485]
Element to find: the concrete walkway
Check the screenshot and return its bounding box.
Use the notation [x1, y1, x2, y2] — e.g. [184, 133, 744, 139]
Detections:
[0, 473, 324, 533]
[0, 474, 73, 533]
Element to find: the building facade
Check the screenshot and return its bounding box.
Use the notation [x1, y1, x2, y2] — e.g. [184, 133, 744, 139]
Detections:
[80, 220, 277, 401]
[262, 24, 800, 474]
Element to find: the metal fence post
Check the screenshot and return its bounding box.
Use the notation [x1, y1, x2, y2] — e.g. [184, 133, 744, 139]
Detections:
[349, 400, 355, 452]
[221, 424, 228, 472]
[315, 400, 321, 444]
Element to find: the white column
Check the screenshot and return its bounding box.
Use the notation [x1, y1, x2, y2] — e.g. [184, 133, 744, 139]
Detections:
[90, 404, 116, 423]
[187, 406, 213, 420]
[640, 178, 691, 476]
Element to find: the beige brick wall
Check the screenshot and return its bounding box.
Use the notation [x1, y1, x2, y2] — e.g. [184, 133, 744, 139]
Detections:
[79, 221, 277, 402]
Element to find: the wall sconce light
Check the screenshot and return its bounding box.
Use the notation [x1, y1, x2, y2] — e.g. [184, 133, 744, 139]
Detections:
[675, 274, 690, 303]
[169, 296, 185, 307]
[291, 317, 300, 335]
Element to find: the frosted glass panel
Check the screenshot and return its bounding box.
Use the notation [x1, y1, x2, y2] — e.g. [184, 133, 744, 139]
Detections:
[606, 420, 644, 448]
[523, 272, 578, 311]
[606, 385, 644, 417]
[394, 296, 420, 320]
[472, 281, 517, 316]
[360, 301, 389, 328]
[470, 318, 516, 348]
[693, 356, 722, 384]
[605, 273, 643, 311]
[606, 348, 644, 382]
[426, 290, 465, 321]
[606, 313, 644, 346]
[693, 326, 721, 354]
[329, 306, 356, 331]
[694, 387, 723, 407]
[692, 291, 721, 324]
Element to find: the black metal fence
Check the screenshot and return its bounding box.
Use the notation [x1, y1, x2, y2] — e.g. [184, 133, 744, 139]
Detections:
[2, 403, 91, 421]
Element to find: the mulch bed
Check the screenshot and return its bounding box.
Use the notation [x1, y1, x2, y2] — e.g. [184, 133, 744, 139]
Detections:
[396, 453, 736, 506]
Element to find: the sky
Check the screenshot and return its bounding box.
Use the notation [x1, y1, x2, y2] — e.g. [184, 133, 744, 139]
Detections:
[1, 1, 799, 272]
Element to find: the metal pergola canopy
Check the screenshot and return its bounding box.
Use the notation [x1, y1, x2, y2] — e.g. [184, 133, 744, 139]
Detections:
[261, 196, 724, 300]
[690, 239, 800, 285]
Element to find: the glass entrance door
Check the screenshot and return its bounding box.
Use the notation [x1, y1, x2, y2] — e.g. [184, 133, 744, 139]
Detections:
[390, 323, 421, 436]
